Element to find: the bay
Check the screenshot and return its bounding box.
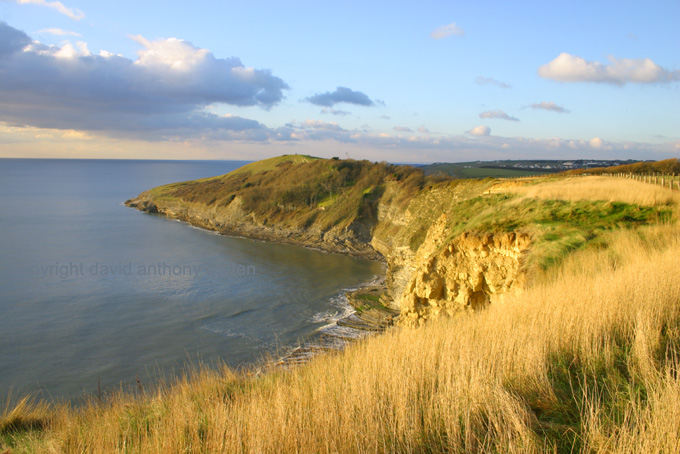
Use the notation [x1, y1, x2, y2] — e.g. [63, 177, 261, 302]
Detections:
[0, 158, 382, 403]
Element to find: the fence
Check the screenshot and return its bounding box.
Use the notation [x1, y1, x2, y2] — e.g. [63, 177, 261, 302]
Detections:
[510, 172, 680, 190]
[598, 172, 680, 191]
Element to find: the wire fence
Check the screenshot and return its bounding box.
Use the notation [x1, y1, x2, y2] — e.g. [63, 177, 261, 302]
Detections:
[509, 172, 680, 190]
[595, 172, 680, 190]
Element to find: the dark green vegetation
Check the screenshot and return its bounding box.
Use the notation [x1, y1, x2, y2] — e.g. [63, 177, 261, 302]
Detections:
[421, 159, 653, 179]
[422, 161, 554, 179]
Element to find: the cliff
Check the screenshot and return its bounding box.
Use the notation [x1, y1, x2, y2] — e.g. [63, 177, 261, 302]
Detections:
[399, 215, 531, 326]
[127, 156, 671, 325]
[126, 156, 423, 260]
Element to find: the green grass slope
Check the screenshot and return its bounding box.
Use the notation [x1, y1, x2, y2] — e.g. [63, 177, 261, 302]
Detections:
[135, 155, 425, 236]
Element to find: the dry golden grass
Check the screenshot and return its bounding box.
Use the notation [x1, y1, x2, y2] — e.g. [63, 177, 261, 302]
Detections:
[3, 177, 680, 453]
[3, 223, 679, 453]
[509, 175, 680, 207]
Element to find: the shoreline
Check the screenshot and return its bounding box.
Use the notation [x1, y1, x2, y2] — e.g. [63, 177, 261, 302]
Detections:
[125, 199, 385, 262]
[127, 203, 398, 374]
[259, 276, 399, 372]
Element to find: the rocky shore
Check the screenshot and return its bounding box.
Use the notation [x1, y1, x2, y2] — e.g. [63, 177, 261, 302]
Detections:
[125, 198, 383, 261]
[126, 194, 399, 371]
[262, 281, 400, 371]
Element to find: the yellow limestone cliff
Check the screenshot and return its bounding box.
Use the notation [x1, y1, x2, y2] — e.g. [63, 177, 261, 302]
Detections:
[398, 214, 531, 326]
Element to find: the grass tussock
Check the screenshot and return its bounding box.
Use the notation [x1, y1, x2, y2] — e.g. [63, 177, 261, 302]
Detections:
[3, 222, 680, 452]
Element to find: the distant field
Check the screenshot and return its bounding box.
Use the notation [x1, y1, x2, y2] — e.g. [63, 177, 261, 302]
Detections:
[421, 162, 553, 179]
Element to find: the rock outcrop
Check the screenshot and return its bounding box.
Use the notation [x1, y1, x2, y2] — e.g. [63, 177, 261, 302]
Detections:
[398, 214, 530, 326]
[126, 194, 380, 259]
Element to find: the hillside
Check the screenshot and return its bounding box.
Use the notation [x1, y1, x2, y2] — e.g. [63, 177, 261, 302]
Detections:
[126, 155, 424, 258]
[3, 157, 680, 453]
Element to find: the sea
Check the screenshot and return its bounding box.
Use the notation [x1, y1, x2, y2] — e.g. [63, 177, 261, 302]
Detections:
[0, 158, 383, 403]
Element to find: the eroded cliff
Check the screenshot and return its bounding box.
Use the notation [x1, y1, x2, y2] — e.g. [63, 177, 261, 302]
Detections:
[398, 214, 530, 326]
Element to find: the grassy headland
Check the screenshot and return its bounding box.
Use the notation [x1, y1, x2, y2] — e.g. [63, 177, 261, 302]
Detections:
[3, 158, 680, 453]
[137, 155, 423, 234]
[126, 155, 426, 258]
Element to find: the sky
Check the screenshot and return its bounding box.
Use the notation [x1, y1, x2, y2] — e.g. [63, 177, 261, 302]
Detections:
[0, 0, 679, 163]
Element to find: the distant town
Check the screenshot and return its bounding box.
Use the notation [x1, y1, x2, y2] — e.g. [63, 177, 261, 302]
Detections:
[475, 159, 642, 172]
[420, 159, 644, 179]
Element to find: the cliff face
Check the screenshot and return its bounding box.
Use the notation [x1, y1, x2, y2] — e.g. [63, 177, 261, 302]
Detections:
[128, 194, 378, 258]
[398, 214, 530, 326]
[127, 157, 532, 324]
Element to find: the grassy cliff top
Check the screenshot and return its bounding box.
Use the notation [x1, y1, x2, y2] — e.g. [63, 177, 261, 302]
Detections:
[229, 154, 321, 176]
[141, 156, 426, 234]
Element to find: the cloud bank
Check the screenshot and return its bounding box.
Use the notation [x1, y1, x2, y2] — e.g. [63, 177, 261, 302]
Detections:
[430, 22, 465, 39]
[479, 110, 519, 121]
[538, 53, 680, 85]
[305, 87, 376, 107]
[0, 23, 288, 138]
[0, 22, 32, 57]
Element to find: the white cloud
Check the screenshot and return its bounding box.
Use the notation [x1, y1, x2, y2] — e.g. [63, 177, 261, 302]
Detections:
[37, 28, 81, 37]
[430, 22, 464, 39]
[417, 126, 430, 133]
[479, 109, 519, 121]
[538, 52, 680, 85]
[475, 76, 512, 89]
[589, 137, 604, 148]
[527, 102, 569, 113]
[0, 23, 289, 138]
[393, 126, 412, 132]
[17, 0, 85, 21]
[468, 125, 491, 136]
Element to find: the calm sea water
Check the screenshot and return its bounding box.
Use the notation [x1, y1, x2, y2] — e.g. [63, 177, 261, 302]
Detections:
[0, 159, 382, 403]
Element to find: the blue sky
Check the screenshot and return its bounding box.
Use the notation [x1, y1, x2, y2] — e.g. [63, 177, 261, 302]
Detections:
[1, 0, 678, 162]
